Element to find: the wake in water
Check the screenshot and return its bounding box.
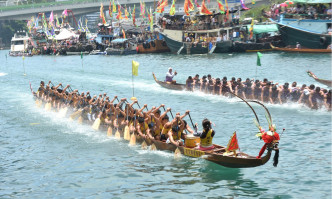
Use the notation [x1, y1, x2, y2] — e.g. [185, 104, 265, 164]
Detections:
[0, 72, 8, 76]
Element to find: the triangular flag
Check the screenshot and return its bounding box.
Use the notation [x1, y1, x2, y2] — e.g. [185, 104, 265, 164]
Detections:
[226, 132, 239, 152]
[132, 60, 139, 76]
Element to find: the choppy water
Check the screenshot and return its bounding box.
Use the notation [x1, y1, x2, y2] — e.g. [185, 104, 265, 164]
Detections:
[0, 50, 331, 198]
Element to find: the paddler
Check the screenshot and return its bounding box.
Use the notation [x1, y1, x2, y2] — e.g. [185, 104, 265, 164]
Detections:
[166, 115, 186, 146]
[165, 67, 177, 84]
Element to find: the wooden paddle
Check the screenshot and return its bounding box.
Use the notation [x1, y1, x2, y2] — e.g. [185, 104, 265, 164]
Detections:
[107, 126, 113, 136]
[70, 109, 83, 120]
[174, 147, 181, 158]
[77, 116, 83, 124]
[124, 104, 130, 140]
[92, 118, 101, 130]
[114, 114, 121, 138]
[150, 143, 157, 151]
[141, 141, 147, 149]
[129, 133, 136, 146]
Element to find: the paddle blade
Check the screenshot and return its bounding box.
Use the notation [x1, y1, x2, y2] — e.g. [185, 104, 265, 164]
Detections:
[45, 102, 51, 111]
[129, 133, 136, 146]
[58, 107, 68, 117]
[115, 130, 121, 139]
[150, 143, 157, 151]
[77, 116, 83, 124]
[124, 126, 130, 140]
[92, 118, 101, 130]
[35, 99, 42, 108]
[174, 147, 181, 159]
[70, 109, 82, 120]
[131, 97, 137, 101]
[107, 127, 113, 137]
[142, 141, 147, 149]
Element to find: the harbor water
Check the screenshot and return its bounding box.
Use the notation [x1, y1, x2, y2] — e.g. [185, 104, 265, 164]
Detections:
[0, 50, 331, 198]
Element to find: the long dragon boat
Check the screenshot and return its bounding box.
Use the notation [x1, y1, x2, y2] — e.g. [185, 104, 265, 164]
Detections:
[270, 44, 332, 53]
[152, 73, 186, 91]
[307, 71, 332, 87]
[31, 84, 277, 168]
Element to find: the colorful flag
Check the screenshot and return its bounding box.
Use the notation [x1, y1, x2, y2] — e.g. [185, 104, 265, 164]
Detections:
[140, 1, 146, 18]
[81, 51, 83, 59]
[184, 0, 189, 16]
[132, 60, 139, 76]
[122, 29, 126, 38]
[225, 0, 229, 19]
[62, 9, 68, 18]
[49, 11, 54, 27]
[252, 0, 256, 5]
[188, 0, 195, 11]
[150, 7, 153, 31]
[200, 0, 212, 15]
[55, 14, 60, 27]
[132, 5, 136, 26]
[226, 132, 239, 152]
[113, 0, 116, 13]
[116, 5, 123, 20]
[156, 0, 168, 13]
[217, 0, 225, 14]
[257, 52, 262, 66]
[109, 1, 112, 18]
[125, 6, 129, 20]
[240, 0, 249, 10]
[249, 18, 254, 39]
[169, 0, 176, 16]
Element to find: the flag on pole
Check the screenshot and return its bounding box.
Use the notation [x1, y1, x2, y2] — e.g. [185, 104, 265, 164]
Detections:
[81, 51, 83, 59]
[122, 29, 126, 38]
[200, 0, 212, 15]
[257, 52, 262, 66]
[217, 0, 225, 14]
[156, 0, 168, 13]
[249, 18, 254, 39]
[240, 0, 249, 10]
[132, 5, 136, 26]
[62, 9, 68, 18]
[132, 60, 139, 76]
[226, 132, 239, 152]
[169, 0, 176, 16]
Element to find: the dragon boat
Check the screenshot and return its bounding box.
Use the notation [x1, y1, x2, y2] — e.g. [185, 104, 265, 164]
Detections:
[152, 73, 185, 91]
[270, 44, 332, 53]
[31, 84, 279, 168]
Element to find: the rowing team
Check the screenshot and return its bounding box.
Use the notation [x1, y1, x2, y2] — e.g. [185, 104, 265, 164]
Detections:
[184, 74, 331, 110]
[33, 81, 218, 151]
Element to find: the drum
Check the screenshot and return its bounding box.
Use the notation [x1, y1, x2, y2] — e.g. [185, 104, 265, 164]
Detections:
[185, 136, 200, 148]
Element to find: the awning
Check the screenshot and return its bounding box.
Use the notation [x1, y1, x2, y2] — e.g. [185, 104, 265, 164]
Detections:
[292, 0, 331, 3]
[111, 38, 128, 43]
[246, 24, 278, 34]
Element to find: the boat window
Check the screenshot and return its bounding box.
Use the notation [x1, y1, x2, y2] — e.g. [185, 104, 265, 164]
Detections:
[11, 40, 24, 45]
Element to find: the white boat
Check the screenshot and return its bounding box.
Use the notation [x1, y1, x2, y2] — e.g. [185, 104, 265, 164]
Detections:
[10, 31, 29, 55]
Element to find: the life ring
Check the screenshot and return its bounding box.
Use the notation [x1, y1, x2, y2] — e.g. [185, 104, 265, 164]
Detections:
[143, 43, 147, 49]
[319, 36, 326, 46]
[162, 41, 167, 46]
[151, 41, 156, 47]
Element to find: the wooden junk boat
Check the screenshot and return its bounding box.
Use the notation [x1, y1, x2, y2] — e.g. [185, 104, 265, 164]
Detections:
[152, 73, 186, 90]
[270, 44, 332, 53]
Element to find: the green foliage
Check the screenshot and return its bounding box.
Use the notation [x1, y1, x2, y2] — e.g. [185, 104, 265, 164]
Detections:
[0, 20, 27, 47]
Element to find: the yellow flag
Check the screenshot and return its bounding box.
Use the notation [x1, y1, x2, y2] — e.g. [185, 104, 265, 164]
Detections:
[132, 60, 139, 76]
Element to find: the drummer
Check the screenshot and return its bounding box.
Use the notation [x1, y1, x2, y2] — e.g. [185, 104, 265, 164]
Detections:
[194, 118, 215, 151]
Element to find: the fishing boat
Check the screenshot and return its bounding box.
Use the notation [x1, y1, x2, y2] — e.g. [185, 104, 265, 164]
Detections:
[270, 43, 332, 53]
[270, 9, 332, 49]
[161, 28, 233, 54]
[307, 71, 332, 87]
[152, 73, 186, 90]
[137, 39, 170, 54]
[105, 38, 137, 55]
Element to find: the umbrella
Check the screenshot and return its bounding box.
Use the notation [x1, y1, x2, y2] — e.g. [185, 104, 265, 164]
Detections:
[285, 0, 294, 5]
[280, 3, 288, 7]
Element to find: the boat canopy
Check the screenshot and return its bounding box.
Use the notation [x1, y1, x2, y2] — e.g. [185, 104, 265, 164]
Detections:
[292, 0, 331, 3]
[111, 38, 128, 43]
[246, 24, 278, 34]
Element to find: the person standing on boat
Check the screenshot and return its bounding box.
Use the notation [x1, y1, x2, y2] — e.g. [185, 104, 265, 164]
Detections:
[165, 67, 177, 84]
[296, 42, 301, 49]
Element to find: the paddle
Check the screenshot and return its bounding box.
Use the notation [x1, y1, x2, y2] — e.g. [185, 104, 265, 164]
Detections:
[129, 133, 136, 145]
[174, 147, 181, 158]
[141, 141, 147, 149]
[124, 104, 130, 140]
[114, 112, 121, 139]
[92, 117, 101, 130]
[187, 112, 195, 129]
[107, 126, 113, 136]
[169, 110, 174, 119]
[150, 143, 157, 151]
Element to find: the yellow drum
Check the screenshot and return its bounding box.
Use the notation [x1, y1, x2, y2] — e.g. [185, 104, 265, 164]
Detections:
[185, 136, 200, 148]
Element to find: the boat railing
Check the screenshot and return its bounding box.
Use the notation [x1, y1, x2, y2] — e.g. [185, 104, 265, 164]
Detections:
[283, 13, 331, 20]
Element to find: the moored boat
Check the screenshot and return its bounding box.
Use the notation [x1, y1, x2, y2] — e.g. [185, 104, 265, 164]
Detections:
[270, 43, 331, 53]
[105, 38, 137, 55]
[137, 39, 170, 54]
[9, 31, 30, 56]
[152, 72, 186, 90]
